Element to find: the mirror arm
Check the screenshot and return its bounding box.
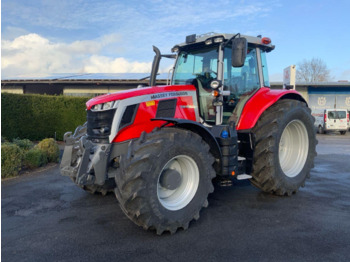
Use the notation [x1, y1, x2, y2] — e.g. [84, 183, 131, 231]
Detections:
[161, 54, 176, 59]
[222, 33, 240, 49]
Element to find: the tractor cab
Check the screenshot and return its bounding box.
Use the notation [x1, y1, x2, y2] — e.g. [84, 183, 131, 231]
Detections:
[152, 33, 274, 126]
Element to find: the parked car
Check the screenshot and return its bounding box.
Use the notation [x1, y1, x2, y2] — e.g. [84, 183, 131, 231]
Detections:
[318, 109, 349, 135]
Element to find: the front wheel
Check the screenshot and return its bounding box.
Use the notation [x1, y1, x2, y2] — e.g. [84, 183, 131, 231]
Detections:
[250, 99, 317, 196]
[114, 128, 216, 234]
[340, 131, 346, 135]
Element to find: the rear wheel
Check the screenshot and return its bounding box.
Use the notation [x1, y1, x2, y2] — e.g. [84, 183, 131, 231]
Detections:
[114, 128, 216, 234]
[340, 131, 346, 135]
[250, 99, 317, 196]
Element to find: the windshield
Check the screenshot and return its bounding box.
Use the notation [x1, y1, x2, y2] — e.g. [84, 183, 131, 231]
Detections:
[328, 111, 347, 119]
[172, 47, 218, 86]
[172, 47, 219, 123]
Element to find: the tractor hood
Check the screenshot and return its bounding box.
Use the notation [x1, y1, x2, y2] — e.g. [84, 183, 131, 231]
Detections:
[86, 85, 196, 110]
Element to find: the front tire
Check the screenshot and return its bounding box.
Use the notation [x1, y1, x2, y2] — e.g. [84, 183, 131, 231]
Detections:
[250, 99, 317, 196]
[114, 128, 216, 234]
[340, 131, 346, 135]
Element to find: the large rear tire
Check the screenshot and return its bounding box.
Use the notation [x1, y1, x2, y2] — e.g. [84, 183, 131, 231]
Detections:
[250, 99, 317, 196]
[114, 127, 216, 234]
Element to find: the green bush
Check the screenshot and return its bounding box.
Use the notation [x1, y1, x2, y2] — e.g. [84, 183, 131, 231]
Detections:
[1, 136, 8, 143]
[12, 138, 34, 151]
[1, 93, 88, 141]
[37, 138, 60, 163]
[1, 143, 23, 178]
[23, 147, 48, 169]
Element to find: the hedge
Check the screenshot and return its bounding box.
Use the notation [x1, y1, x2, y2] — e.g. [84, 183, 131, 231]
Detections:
[1, 93, 89, 141]
[1, 143, 23, 178]
[24, 147, 48, 169]
[12, 138, 34, 151]
[2, 138, 60, 178]
[37, 138, 60, 163]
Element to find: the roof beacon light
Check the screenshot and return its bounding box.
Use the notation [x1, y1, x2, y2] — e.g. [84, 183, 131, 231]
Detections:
[186, 34, 196, 44]
[261, 37, 271, 45]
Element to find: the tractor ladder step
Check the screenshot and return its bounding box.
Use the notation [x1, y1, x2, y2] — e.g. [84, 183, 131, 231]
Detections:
[236, 174, 252, 180]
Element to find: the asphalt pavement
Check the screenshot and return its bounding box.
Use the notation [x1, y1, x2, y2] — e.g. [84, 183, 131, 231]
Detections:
[2, 133, 350, 262]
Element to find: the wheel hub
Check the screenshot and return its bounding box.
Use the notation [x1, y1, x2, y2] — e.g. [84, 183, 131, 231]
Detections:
[157, 155, 199, 211]
[279, 119, 309, 178]
[159, 169, 182, 190]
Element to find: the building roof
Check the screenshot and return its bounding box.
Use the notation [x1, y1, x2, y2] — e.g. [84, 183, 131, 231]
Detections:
[1, 73, 168, 81]
[271, 81, 350, 88]
[1, 73, 169, 83]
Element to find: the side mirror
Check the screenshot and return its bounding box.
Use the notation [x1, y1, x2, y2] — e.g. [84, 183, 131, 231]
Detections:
[231, 38, 247, 67]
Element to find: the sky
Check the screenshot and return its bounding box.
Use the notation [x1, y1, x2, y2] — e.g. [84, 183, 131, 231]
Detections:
[1, 0, 350, 81]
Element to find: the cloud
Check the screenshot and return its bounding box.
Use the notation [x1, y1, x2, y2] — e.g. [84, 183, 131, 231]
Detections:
[2, 0, 277, 79]
[3, 0, 272, 32]
[1, 0, 278, 78]
[1, 33, 152, 78]
[83, 56, 152, 73]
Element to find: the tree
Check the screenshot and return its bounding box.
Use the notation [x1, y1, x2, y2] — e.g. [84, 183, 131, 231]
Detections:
[296, 58, 331, 82]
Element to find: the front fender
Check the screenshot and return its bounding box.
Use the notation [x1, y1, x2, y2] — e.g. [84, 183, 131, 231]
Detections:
[152, 118, 222, 161]
[236, 87, 306, 130]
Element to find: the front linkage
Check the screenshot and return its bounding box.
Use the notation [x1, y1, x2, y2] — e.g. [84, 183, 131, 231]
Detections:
[60, 123, 114, 195]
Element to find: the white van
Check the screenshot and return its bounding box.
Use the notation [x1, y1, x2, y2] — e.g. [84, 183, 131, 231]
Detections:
[319, 109, 349, 135]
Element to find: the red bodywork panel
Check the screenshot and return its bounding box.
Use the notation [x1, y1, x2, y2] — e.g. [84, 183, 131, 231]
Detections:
[113, 95, 197, 142]
[236, 87, 304, 130]
[86, 85, 304, 143]
[86, 85, 198, 143]
[86, 85, 196, 110]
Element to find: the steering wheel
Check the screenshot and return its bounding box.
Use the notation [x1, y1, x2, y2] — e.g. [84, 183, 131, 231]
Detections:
[203, 69, 217, 78]
[194, 69, 217, 78]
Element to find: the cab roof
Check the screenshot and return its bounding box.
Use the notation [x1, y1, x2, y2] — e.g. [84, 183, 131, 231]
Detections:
[172, 32, 275, 52]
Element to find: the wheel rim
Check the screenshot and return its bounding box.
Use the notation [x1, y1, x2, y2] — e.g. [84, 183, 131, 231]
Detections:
[279, 120, 309, 178]
[157, 155, 199, 211]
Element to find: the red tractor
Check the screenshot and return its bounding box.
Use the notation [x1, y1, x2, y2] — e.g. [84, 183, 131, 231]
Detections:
[60, 33, 317, 234]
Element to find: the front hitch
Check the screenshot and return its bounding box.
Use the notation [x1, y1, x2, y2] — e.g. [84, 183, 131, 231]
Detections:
[60, 123, 111, 187]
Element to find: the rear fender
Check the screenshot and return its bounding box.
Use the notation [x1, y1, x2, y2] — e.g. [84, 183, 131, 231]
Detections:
[236, 87, 307, 130]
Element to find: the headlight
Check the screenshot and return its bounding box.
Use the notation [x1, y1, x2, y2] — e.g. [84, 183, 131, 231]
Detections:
[102, 101, 114, 110]
[91, 101, 119, 111]
[210, 80, 222, 89]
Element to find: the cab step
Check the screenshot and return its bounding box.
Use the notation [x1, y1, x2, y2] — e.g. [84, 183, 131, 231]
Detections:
[236, 174, 252, 180]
